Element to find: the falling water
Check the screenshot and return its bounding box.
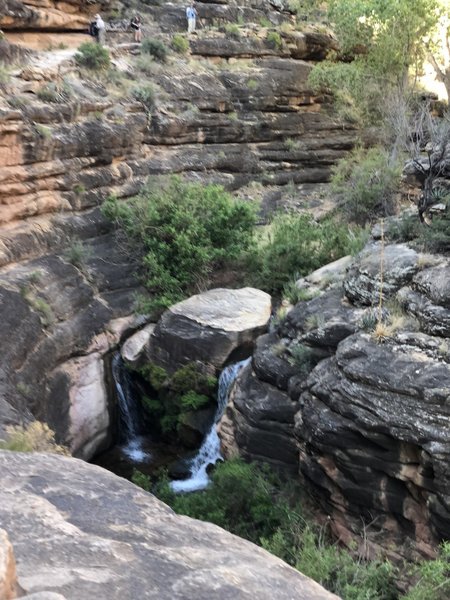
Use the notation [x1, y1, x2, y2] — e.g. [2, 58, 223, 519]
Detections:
[171, 357, 251, 493]
[111, 352, 149, 462]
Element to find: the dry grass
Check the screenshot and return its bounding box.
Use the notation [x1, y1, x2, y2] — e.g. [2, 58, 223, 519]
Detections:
[0, 421, 69, 455]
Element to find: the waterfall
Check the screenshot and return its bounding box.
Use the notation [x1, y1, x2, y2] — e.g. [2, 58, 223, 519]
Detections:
[171, 357, 251, 493]
[111, 352, 149, 462]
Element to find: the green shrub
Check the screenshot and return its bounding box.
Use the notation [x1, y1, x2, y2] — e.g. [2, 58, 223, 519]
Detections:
[247, 78, 259, 91]
[171, 33, 189, 54]
[288, 343, 316, 375]
[403, 542, 450, 600]
[131, 83, 155, 110]
[64, 239, 91, 269]
[34, 123, 52, 139]
[102, 176, 256, 313]
[420, 202, 450, 254]
[37, 83, 60, 103]
[154, 458, 291, 544]
[137, 362, 217, 440]
[224, 23, 241, 39]
[259, 17, 272, 27]
[149, 458, 398, 599]
[308, 61, 384, 125]
[75, 42, 110, 70]
[253, 213, 364, 294]
[331, 147, 402, 226]
[135, 55, 157, 76]
[180, 390, 210, 411]
[141, 38, 168, 62]
[266, 31, 282, 50]
[139, 363, 168, 392]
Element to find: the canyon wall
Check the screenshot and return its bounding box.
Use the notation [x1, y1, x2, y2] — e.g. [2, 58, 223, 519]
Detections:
[0, 0, 357, 457]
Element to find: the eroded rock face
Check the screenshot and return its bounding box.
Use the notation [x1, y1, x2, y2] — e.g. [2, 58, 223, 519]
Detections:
[0, 451, 338, 600]
[0, 1, 357, 453]
[220, 244, 450, 557]
[148, 287, 272, 374]
[0, 0, 110, 31]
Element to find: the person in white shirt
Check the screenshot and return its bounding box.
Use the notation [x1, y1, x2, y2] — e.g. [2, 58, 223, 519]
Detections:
[95, 14, 106, 45]
[186, 2, 197, 34]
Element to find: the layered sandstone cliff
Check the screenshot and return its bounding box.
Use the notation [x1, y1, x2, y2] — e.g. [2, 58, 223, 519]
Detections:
[0, 1, 356, 457]
[220, 241, 450, 559]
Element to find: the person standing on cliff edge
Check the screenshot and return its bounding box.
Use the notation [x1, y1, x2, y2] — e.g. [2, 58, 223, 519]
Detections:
[95, 13, 106, 45]
[186, 1, 198, 34]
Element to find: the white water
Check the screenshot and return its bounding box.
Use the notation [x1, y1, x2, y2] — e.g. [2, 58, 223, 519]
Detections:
[112, 352, 150, 462]
[171, 357, 251, 493]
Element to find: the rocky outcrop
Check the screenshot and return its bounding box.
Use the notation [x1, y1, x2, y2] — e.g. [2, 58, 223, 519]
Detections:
[0, 450, 338, 600]
[148, 287, 272, 374]
[0, 0, 110, 31]
[219, 244, 450, 558]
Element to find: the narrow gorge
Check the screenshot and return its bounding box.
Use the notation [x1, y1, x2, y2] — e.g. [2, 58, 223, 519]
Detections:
[1, 0, 450, 598]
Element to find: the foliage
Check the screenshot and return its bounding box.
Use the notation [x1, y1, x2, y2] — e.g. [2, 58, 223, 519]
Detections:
[253, 213, 365, 294]
[328, 0, 441, 81]
[247, 78, 259, 91]
[149, 458, 399, 598]
[403, 542, 450, 600]
[139, 363, 168, 392]
[154, 458, 292, 544]
[0, 422, 69, 455]
[37, 81, 74, 103]
[75, 42, 110, 70]
[308, 61, 384, 125]
[288, 343, 316, 376]
[266, 31, 282, 50]
[223, 24, 240, 40]
[331, 147, 402, 225]
[131, 84, 155, 110]
[171, 33, 189, 54]
[180, 390, 210, 411]
[141, 38, 168, 62]
[137, 362, 217, 439]
[34, 123, 52, 139]
[64, 239, 91, 269]
[420, 201, 450, 254]
[102, 176, 256, 313]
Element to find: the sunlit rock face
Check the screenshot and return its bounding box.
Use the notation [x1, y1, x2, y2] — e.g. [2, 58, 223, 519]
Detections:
[0, 450, 339, 600]
[147, 287, 272, 375]
[0, 0, 110, 31]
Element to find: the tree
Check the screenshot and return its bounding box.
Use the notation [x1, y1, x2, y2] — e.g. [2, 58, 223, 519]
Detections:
[328, 0, 442, 86]
[426, 12, 450, 102]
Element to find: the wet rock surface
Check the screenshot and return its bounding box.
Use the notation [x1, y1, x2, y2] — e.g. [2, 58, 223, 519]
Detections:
[0, 451, 338, 600]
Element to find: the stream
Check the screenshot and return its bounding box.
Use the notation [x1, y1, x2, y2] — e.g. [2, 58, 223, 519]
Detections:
[95, 353, 249, 491]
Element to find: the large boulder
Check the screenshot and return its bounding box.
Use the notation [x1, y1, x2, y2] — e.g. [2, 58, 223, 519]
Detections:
[0, 451, 338, 600]
[147, 287, 272, 374]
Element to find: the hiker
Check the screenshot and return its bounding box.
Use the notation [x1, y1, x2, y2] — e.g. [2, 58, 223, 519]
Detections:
[186, 1, 197, 34]
[95, 13, 106, 45]
[130, 14, 142, 43]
